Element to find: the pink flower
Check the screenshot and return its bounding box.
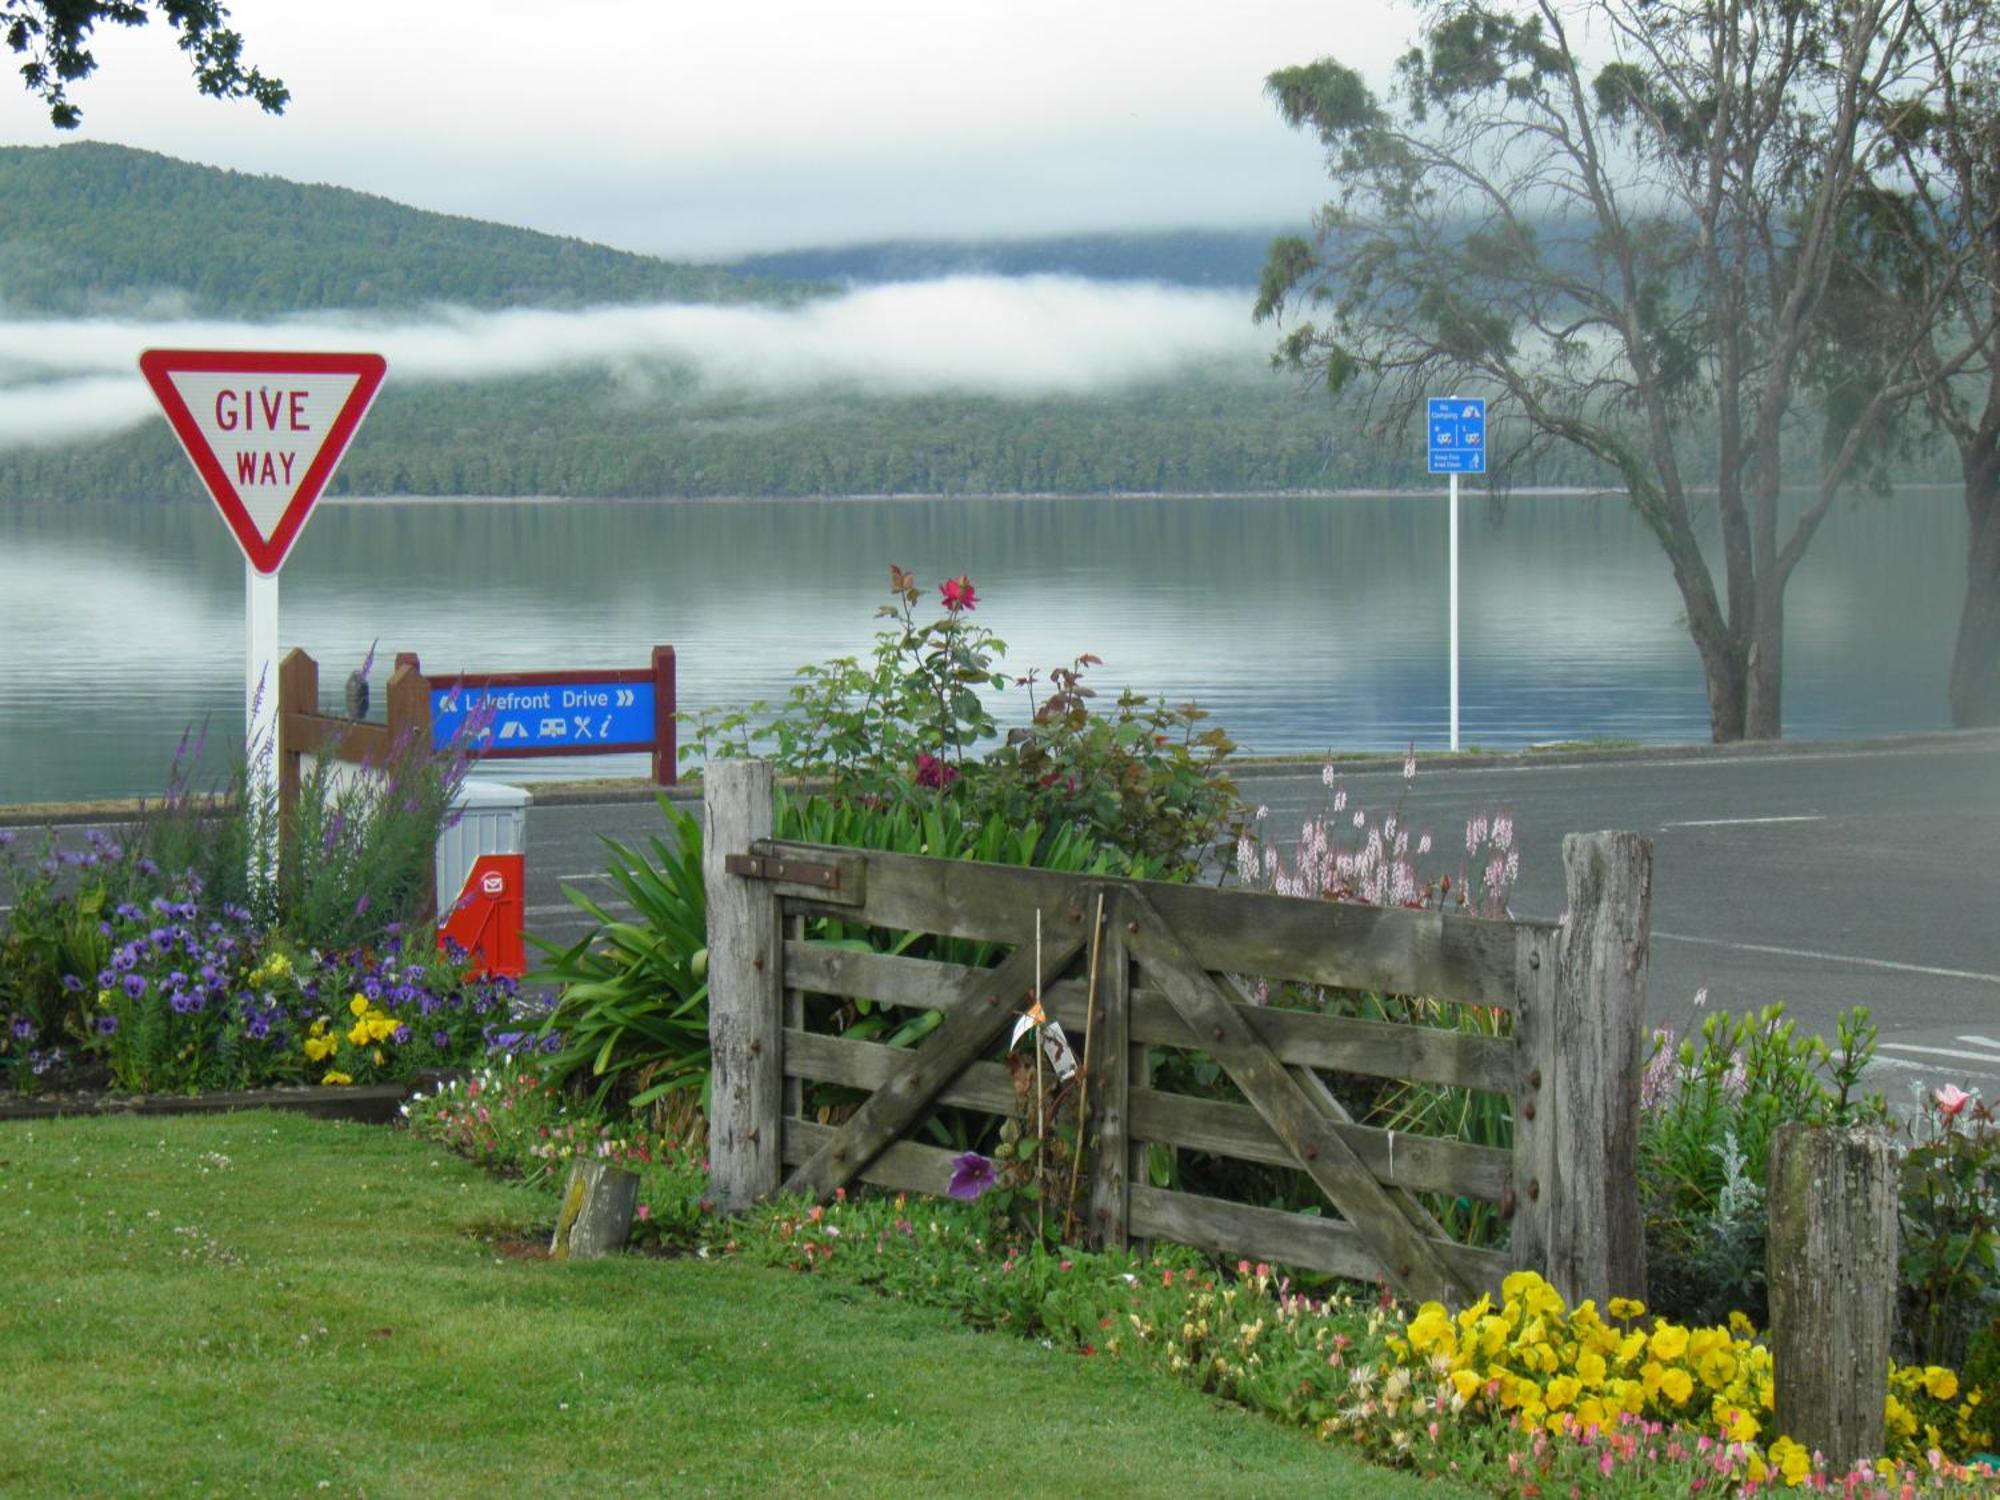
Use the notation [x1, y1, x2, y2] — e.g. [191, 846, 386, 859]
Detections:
[636, 1204, 652, 1221]
[914, 753, 959, 789]
[1935, 1084, 1971, 1119]
[940, 575, 978, 612]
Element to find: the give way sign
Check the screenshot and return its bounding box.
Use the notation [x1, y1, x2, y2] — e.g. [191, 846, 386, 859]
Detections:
[138, 349, 387, 574]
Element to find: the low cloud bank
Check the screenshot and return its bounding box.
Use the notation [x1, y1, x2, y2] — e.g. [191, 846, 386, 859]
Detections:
[0, 276, 1267, 450]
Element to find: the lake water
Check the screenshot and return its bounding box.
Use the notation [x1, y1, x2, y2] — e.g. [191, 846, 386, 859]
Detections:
[0, 489, 1968, 804]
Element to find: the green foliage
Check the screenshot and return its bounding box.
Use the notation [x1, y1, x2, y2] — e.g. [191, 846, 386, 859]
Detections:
[531, 800, 712, 1116]
[4, 2, 286, 129]
[1639, 1004, 1888, 1327]
[1899, 1089, 2000, 1370]
[971, 657, 1239, 872]
[685, 569, 1246, 876]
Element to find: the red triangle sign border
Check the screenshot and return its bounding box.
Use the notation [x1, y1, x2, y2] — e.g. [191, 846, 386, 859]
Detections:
[138, 349, 388, 575]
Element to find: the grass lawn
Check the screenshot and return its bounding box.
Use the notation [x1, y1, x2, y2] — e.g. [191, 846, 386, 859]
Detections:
[0, 1112, 1465, 1498]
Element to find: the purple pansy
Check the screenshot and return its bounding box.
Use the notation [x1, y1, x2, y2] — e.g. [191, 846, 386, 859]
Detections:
[946, 1152, 998, 1202]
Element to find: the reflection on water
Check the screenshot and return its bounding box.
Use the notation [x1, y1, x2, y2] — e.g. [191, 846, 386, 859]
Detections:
[0, 489, 1967, 803]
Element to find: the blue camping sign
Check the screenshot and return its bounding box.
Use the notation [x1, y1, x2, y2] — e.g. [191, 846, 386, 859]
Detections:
[1427, 397, 1487, 474]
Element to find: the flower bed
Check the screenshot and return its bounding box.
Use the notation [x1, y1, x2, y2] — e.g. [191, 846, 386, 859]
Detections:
[405, 1056, 1998, 1496]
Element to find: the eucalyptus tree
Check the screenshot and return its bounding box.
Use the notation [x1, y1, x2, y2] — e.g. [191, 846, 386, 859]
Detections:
[4, 1, 285, 128]
[1837, 4, 2000, 727]
[1257, 0, 1950, 742]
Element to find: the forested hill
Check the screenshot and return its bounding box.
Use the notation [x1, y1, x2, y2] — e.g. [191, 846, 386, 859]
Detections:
[0, 142, 795, 316]
[728, 228, 1288, 288]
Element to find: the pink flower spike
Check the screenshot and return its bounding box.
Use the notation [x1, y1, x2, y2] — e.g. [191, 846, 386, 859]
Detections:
[1935, 1084, 1971, 1119]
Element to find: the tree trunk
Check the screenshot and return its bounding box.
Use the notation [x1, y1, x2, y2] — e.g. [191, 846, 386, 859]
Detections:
[1744, 586, 1785, 741]
[1702, 644, 1749, 744]
[1948, 459, 2000, 729]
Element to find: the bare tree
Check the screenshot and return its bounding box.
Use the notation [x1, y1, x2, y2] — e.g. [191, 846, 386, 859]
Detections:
[1258, 0, 1958, 741]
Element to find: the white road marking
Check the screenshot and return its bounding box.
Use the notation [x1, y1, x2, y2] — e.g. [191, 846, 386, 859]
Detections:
[1961, 1035, 2000, 1051]
[1880, 1042, 2000, 1066]
[1660, 815, 1823, 829]
[1652, 931, 2000, 986]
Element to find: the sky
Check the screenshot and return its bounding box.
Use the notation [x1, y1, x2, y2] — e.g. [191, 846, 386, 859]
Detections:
[0, 0, 1416, 261]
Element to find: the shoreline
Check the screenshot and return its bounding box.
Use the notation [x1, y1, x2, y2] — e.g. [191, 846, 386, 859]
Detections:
[5, 726, 1994, 824]
[319, 486, 1632, 507]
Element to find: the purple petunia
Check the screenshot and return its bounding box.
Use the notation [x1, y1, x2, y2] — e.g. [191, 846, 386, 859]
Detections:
[946, 1152, 998, 1202]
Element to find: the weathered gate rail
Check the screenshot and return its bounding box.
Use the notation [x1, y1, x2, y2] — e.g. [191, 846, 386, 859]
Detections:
[703, 760, 1651, 1307]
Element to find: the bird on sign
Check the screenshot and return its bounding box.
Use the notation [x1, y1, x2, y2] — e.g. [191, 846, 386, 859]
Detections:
[345, 639, 378, 721]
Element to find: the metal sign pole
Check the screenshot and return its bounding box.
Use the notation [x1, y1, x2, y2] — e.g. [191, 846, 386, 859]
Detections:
[1449, 469, 1460, 752]
[246, 563, 280, 893]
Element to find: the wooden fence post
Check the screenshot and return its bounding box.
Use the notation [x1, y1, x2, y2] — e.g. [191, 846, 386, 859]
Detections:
[651, 645, 677, 787]
[550, 1158, 640, 1261]
[275, 648, 318, 837]
[1768, 1124, 1899, 1476]
[1087, 903, 1131, 1249]
[1544, 830, 1651, 1306]
[704, 760, 781, 1213]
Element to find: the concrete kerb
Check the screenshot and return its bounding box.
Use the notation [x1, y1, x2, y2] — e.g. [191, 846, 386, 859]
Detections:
[5, 727, 1997, 825]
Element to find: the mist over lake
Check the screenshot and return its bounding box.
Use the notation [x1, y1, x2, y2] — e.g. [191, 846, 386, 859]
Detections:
[0, 488, 1965, 805]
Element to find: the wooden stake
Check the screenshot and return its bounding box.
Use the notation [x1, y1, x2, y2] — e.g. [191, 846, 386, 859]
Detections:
[1035, 906, 1045, 1244]
[1062, 892, 1107, 1244]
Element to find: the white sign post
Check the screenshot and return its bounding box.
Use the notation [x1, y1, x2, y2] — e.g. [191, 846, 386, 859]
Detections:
[138, 350, 388, 888]
[1426, 397, 1486, 752]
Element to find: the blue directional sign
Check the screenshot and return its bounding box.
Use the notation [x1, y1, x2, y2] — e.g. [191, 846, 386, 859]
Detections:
[1428, 397, 1487, 474]
[431, 680, 656, 753]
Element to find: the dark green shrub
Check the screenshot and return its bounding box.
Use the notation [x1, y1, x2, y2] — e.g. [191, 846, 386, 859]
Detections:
[1638, 1003, 1886, 1326]
[680, 567, 1246, 877]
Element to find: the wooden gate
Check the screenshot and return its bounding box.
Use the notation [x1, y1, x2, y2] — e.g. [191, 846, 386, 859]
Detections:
[702, 761, 1651, 1307]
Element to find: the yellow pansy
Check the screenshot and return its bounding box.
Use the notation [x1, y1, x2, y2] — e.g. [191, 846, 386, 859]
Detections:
[1769, 1436, 1812, 1486]
[1660, 1367, 1694, 1404]
[321, 1069, 353, 1085]
[1647, 1322, 1689, 1361]
[1923, 1366, 1959, 1401]
[350, 994, 370, 1017]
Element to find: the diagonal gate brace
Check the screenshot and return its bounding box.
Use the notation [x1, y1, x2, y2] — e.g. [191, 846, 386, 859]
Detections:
[1122, 887, 1475, 1306]
[779, 920, 1088, 1202]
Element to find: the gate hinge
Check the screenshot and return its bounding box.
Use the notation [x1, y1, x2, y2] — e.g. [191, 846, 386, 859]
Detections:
[725, 853, 842, 890]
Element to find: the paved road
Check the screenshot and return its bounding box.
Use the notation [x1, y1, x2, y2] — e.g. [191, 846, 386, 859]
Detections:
[517, 733, 2000, 1102]
[7, 732, 1997, 1100]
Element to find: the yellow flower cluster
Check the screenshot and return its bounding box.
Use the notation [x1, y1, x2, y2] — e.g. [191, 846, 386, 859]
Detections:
[303, 1017, 337, 1063]
[246, 951, 293, 987]
[300, 996, 403, 1085]
[1399, 1271, 1771, 1440]
[1886, 1361, 1989, 1459]
[1393, 1271, 1992, 1474]
[345, 994, 399, 1047]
